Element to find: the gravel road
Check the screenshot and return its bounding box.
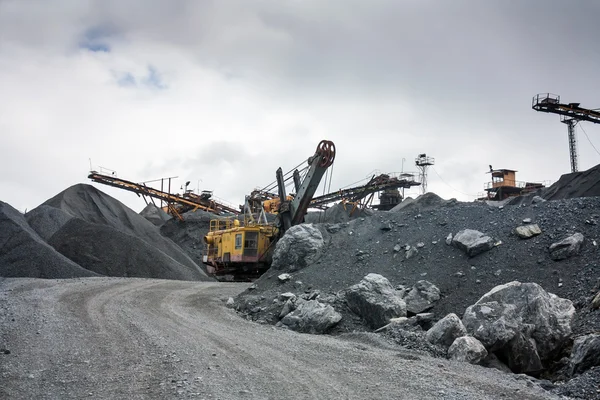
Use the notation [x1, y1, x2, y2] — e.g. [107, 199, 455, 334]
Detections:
[0, 278, 561, 399]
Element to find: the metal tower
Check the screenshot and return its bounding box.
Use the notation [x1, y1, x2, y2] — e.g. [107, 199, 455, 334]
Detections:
[415, 153, 435, 194]
[532, 93, 600, 173]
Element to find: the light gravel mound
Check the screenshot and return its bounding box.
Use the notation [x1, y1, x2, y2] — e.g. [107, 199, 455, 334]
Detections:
[0, 201, 98, 278]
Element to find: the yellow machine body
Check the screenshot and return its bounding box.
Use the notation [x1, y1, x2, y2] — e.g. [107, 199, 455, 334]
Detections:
[203, 218, 276, 278]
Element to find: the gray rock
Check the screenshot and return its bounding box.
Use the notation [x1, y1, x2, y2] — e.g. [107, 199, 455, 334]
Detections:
[463, 281, 574, 373]
[280, 299, 341, 334]
[522, 218, 532, 224]
[481, 353, 512, 373]
[549, 233, 584, 260]
[592, 292, 600, 309]
[452, 229, 495, 257]
[405, 246, 418, 260]
[462, 301, 521, 351]
[445, 233, 453, 245]
[504, 331, 543, 373]
[403, 280, 441, 314]
[568, 334, 600, 376]
[278, 273, 292, 282]
[279, 298, 296, 319]
[515, 224, 542, 239]
[279, 292, 296, 302]
[426, 313, 467, 349]
[345, 273, 407, 329]
[532, 196, 546, 204]
[271, 224, 324, 271]
[226, 297, 235, 308]
[393, 244, 402, 253]
[448, 336, 488, 364]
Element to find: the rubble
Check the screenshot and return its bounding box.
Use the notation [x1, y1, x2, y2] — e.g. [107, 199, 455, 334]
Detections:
[278, 299, 342, 334]
[549, 233, 584, 260]
[425, 313, 467, 349]
[271, 224, 324, 271]
[515, 224, 542, 239]
[402, 280, 441, 314]
[345, 273, 407, 329]
[568, 334, 600, 377]
[451, 229, 495, 257]
[447, 336, 488, 364]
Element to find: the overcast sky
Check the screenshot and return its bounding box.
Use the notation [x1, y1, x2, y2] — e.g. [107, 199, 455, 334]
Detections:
[1, 0, 599, 213]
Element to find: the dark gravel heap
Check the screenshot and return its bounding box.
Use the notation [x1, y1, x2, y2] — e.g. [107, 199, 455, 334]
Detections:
[305, 203, 374, 224]
[0, 201, 98, 278]
[160, 209, 214, 269]
[49, 218, 204, 280]
[40, 184, 201, 272]
[2, 184, 210, 281]
[237, 192, 600, 396]
[140, 203, 171, 227]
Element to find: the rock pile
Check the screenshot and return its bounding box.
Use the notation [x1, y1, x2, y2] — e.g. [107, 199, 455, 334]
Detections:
[1, 184, 210, 281]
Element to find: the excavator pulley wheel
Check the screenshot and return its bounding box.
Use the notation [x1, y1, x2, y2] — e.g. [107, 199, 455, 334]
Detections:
[316, 140, 336, 168]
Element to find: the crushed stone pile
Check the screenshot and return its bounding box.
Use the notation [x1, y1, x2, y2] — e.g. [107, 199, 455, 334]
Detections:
[509, 163, 600, 206]
[236, 193, 600, 395]
[140, 203, 171, 227]
[1, 184, 211, 281]
[0, 201, 98, 278]
[48, 218, 202, 280]
[391, 192, 458, 213]
[160, 209, 215, 267]
[305, 203, 374, 224]
[543, 163, 600, 200]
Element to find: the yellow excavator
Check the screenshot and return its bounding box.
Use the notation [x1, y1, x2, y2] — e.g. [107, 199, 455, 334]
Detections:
[203, 140, 336, 280]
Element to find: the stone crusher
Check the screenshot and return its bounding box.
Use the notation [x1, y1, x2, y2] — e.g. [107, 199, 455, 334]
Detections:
[203, 140, 336, 281]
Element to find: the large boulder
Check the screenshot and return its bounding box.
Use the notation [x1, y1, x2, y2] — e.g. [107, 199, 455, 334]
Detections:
[549, 233, 584, 260]
[452, 229, 495, 257]
[515, 224, 542, 239]
[403, 280, 441, 314]
[462, 281, 575, 374]
[448, 336, 488, 364]
[345, 273, 406, 329]
[568, 334, 600, 376]
[462, 302, 521, 352]
[279, 299, 342, 334]
[426, 313, 467, 349]
[271, 224, 324, 271]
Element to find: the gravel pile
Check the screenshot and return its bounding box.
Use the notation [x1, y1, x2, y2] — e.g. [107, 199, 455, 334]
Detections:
[390, 192, 458, 213]
[40, 184, 200, 271]
[0, 201, 98, 278]
[2, 184, 210, 281]
[236, 190, 600, 396]
[48, 218, 204, 280]
[305, 203, 373, 224]
[160, 209, 214, 268]
[510, 163, 600, 206]
[140, 203, 171, 227]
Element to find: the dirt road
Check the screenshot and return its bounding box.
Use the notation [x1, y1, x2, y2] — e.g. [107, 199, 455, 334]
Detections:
[0, 278, 559, 399]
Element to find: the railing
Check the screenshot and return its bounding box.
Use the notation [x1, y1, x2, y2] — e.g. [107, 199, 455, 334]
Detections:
[532, 93, 560, 108]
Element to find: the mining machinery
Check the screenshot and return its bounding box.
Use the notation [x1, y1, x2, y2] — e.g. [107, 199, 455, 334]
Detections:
[532, 93, 600, 173]
[203, 140, 336, 280]
[246, 172, 420, 215]
[88, 172, 239, 220]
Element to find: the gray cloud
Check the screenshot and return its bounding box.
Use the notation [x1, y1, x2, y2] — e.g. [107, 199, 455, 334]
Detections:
[1, 0, 599, 212]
